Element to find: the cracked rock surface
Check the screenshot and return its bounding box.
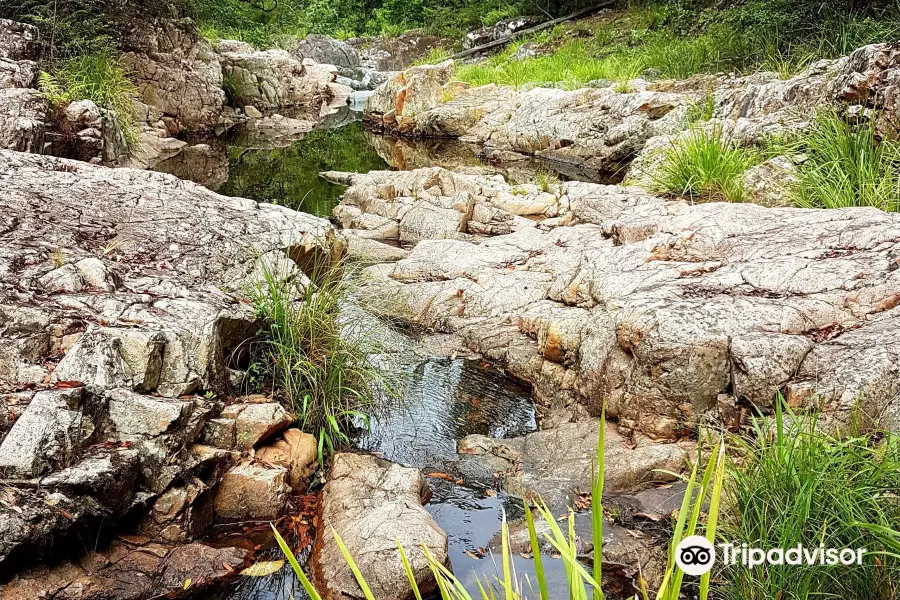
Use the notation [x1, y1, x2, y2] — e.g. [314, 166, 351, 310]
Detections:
[0, 149, 343, 570]
[333, 166, 900, 437]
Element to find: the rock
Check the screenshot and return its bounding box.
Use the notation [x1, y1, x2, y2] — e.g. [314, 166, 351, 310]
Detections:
[202, 417, 237, 448]
[366, 63, 690, 173]
[338, 166, 900, 436]
[348, 33, 450, 72]
[0, 388, 92, 478]
[219, 46, 351, 114]
[463, 16, 544, 50]
[741, 156, 799, 207]
[54, 327, 166, 392]
[220, 402, 294, 449]
[0, 150, 342, 398]
[346, 234, 411, 263]
[0, 88, 45, 152]
[828, 42, 900, 133]
[243, 104, 263, 118]
[107, 389, 193, 438]
[459, 422, 685, 511]
[256, 428, 318, 488]
[0, 538, 249, 599]
[0, 19, 40, 62]
[39, 448, 141, 509]
[213, 461, 290, 519]
[120, 18, 225, 133]
[292, 34, 360, 69]
[314, 453, 448, 600]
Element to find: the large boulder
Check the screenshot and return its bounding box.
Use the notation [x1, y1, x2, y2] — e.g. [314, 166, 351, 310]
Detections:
[120, 18, 225, 133]
[313, 453, 448, 600]
[292, 34, 360, 69]
[218, 45, 350, 114]
[334, 166, 900, 437]
[365, 62, 691, 175]
[463, 16, 544, 50]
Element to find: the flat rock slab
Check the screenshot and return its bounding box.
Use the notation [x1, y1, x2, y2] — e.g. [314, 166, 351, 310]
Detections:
[313, 453, 448, 600]
[458, 421, 686, 511]
[0, 537, 248, 600]
[338, 166, 900, 436]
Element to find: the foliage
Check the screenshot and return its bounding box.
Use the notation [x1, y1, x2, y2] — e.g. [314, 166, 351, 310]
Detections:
[451, 1, 900, 90]
[276, 415, 727, 600]
[654, 126, 760, 203]
[720, 399, 900, 600]
[773, 112, 900, 212]
[249, 255, 392, 463]
[38, 52, 140, 149]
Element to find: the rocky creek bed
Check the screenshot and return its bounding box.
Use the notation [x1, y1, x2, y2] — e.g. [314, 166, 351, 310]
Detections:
[2, 10, 900, 600]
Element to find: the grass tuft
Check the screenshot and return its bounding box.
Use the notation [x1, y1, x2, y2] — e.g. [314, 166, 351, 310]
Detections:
[778, 112, 900, 212]
[249, 255, 392, 463]
[655, 126, 760, 203]
[720, 399, 900, 600]
[38, 52, 140, 150]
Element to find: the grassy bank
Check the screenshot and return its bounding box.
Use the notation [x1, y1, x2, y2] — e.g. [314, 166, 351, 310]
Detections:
[454, 1, 900, 89]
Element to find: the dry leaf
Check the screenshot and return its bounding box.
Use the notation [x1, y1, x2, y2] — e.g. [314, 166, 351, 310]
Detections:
[465, 550, 481, 560]
[241, 560, 285, 577]
[223, 562, 234, 573]
[485, 489, 496, 497]
[183, 579, 192, 590]
[426, 472, 455, 481]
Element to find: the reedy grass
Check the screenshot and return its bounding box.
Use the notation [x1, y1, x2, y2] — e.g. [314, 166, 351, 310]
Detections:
[276, 413, 726, 600]
[38, 53, 140, 150]
[250, 256, 392, 463]
[654, 126, 760, 203]
[720, 398, 900, 600]
[775, 112, 900, 212]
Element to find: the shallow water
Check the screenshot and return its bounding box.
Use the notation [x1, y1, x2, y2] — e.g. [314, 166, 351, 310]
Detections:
[208, 113, 600, 600]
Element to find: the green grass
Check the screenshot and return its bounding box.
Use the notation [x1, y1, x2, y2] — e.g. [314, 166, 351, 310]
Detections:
[449, 2, 900, 90]
[776, 112, 900, 212]
[276, 414, 727, 600]
[38, 52, 140, 149]
[720, 400, 900, 600]
[654, 126, 760, 203]
[249, 255, 392, 463]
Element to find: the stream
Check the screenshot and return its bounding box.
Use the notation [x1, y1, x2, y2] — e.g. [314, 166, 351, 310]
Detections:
[203, 108, 594, 600]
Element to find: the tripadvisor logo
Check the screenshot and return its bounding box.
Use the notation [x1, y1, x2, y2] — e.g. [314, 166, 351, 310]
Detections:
[675, 537, 867, 576]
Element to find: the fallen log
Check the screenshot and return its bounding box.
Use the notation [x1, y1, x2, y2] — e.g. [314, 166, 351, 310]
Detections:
[447, 0, 618, 61]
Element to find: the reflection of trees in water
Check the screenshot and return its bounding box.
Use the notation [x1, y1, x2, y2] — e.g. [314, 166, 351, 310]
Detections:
[221, 122, 388, 216]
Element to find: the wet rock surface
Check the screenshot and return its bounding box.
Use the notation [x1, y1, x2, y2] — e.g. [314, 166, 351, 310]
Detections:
[332, 166, 900, 437]
[313, 453, 449, 600]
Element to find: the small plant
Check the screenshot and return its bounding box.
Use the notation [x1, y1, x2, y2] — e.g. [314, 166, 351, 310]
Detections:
[534, 169, 559, 194]
[52, 247, 64, 268]
[275, 414, 726, 600]
[720, 398, 900, 600]
[655, 126, 760, 203]
[781, 112, 900, 212]
[249, 255, 393, 464]
[38, 52, 140, 149]
[685, 94, 716, 125]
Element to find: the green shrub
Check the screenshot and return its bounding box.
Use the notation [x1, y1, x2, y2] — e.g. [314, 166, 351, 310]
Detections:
[38, 53, 140, 149]
[249, 256, 393, 463]
[720, 400, 900, 600]
[655, 126, 760, 203]
[782, 112, 900, 212]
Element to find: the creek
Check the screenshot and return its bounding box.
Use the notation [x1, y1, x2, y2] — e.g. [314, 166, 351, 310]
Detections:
[204, 109, 599, 600]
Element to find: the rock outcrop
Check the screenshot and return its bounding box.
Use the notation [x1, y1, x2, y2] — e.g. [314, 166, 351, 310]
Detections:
[0, 149, 343, 569]
[219, 44, 351, 114]
[120, 18, 225, 134]
[313, 453, 448, 600]
[330, 166, 900, 436]
[0, 20, 44, 153]
[365, 42, 900, 183]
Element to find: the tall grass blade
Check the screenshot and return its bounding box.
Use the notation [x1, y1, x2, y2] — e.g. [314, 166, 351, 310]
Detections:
[270, 524, 322, 600]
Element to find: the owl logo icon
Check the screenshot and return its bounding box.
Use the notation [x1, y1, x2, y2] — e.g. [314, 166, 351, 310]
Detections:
[675, 535, 716, 576]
